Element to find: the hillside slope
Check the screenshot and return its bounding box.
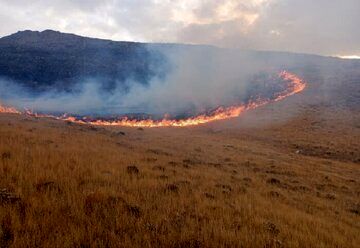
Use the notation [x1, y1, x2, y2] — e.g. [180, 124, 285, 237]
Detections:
[0, 67, 359, 247]
[1, 30, 359, 94]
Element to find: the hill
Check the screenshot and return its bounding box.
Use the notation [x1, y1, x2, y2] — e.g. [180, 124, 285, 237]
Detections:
[1, 30, 359, 94]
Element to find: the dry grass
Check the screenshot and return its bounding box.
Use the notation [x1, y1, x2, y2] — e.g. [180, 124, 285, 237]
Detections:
[0, 75, 359, 247]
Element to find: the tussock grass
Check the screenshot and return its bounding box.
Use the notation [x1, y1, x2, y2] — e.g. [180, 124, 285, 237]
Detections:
[0, 108, 359, 247]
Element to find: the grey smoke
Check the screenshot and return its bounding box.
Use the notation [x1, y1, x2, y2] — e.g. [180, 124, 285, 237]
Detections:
[0, 47, 281, 116]
[0, 46, 348, 117]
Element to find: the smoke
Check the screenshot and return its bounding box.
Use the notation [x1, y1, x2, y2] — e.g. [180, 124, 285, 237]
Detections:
[1, 45, 348, 118]
[0, 46, 281, 117]
[0, 79, 106, 114]
[119, 47, 268, 116]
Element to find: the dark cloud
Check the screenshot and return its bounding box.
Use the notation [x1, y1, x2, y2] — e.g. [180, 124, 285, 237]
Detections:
[0, 0, 359, 56]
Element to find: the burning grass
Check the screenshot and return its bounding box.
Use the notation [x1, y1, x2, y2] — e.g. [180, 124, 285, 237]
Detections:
[0, 71, 306, 128]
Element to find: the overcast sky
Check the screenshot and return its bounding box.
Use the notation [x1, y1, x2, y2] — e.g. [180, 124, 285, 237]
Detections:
[0, 0, 359, 56]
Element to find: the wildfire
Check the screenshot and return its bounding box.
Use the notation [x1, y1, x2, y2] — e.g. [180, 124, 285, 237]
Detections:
[0, 71, 306, 127]
[0, 102, 21, 114]
[274, 71, 307, 101]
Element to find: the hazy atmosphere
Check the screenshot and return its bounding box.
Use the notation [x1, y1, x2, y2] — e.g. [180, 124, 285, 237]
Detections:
[0, 0, 359, 56]
[1, 0, 358, 116]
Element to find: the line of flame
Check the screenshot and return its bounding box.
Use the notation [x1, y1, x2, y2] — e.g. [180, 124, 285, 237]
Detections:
[0, 71, 306, 127]
[0, 103, 21, 114]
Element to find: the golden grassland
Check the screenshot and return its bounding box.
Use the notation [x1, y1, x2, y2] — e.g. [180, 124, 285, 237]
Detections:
[0, 83, 359, 247]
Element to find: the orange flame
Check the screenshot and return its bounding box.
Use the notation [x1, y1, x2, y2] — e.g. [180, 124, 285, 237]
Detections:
[0, 71, 306, 127]
[274, 71, 307, 101]
[0, 102, 21, 114]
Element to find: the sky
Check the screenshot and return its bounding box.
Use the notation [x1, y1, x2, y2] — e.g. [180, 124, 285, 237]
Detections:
[0, 0, 359, 56]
